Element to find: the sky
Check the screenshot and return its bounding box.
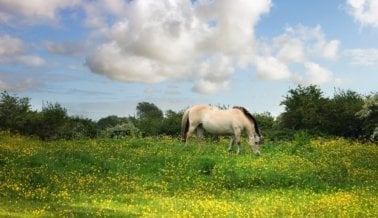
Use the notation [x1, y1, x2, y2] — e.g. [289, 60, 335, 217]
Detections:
[0, 0, 377, 120]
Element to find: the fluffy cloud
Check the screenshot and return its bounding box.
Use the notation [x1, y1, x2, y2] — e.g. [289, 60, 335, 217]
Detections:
[0, 34, 45, 67]
[0, 35, 44, 91]
[297, 62, 334, 85]
[346, 0, 378, 27]
[0, 0, 81, 25]
[255, 25, 340, 85]
[86, 42, 174, 83]
[272, 25, 339, 61]
[0, 34, 24, 56]
[344, 48, 378, 65]
[86, 0, 272, 94]
[0, 73, 39, 92]
[5, 0, 269, 94]
[255, 56, 291, 80]
[0, 0, 343, 93]
[192, 80, 230, 95]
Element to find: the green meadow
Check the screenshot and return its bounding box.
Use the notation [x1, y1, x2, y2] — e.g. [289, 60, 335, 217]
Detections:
[0, 132, 377, 217]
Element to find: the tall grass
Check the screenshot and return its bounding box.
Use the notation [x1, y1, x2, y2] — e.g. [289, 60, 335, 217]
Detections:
[0, 132, 377, 217]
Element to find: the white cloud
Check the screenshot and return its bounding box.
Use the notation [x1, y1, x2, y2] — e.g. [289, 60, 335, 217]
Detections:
[196, 55, 234, 82]
[291, 62, 337, 86]
[192, 80, 230, 95]
[302, 62, 333, 85]
[81, 0, 129, 29]
[86, 0, 272, 94]
[0, 74, 39, 92]
[320, 40, 340, 59]
[0, 0, 81, 25]
[255, 25, 340, 85]
[0, 34, 45, 67]
[0, 1, 344, 94]
[271, 25, 340, 62]
[0, 34, 24, 56]
[275, 38, 305, 63]
[344, 48, 378, 65]
[191, 55, 234, 94]
[346, 0, 378, 28]
[255, 56, 291, 80]
[86, 42, 171, 83]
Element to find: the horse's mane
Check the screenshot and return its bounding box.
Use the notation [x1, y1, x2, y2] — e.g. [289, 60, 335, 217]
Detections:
[233, 106, 261, 137]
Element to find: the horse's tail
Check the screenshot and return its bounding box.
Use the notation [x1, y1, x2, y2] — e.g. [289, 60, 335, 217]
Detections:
[181, 108, 190, 142]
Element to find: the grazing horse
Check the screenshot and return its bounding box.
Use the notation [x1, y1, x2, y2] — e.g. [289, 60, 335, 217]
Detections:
[181, 105, 263, 155]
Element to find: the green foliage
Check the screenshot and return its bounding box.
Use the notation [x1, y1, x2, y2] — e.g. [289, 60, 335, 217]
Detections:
[0, 91, 32, 134]
[357, 92, 378, 140]
[280, 85, 328, 132]
[0, 92, 98, 140]
[254, 112, 275, 130]
[61, 117, 98, 140]
[136, 102, 163, 120]
[160, 110, 183, 137]
[37, 102, 68, 140]
[97, 115, 128, 130]
[278, 85, 371, 139]
[135, 102, 164, 136]
[0, 87, 375, 140]
[106, 123, 139, 138]
[194, 157, 217, 175]
[324, 89, 364, 138]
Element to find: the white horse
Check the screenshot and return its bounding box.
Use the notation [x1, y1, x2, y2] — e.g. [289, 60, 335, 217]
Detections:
[181, 105, 263, 155]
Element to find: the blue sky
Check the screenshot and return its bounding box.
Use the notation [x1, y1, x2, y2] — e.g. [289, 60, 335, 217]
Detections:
[0, 0, 377, 120]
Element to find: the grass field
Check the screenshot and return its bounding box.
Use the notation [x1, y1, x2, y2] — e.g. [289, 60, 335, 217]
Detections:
[0, 132, 377, 217]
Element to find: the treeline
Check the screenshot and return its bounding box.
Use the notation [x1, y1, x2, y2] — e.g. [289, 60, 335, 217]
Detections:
[273, 85, 377, 140]
[0, 85, 377, 141]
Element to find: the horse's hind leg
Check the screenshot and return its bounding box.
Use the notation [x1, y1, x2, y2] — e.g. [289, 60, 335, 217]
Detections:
[228, 137, 235, 152]
[234, 128, 243, 154]
[196, 125, 204, 139]
[185, 124, 198, 146]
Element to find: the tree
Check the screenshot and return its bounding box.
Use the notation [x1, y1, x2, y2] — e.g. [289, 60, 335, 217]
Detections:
[136, 102, 163, 120]
[0, 91, 32, 134]
[254, 112, 274, 130]
[279, 85, 328, 133]
[325, 89, 364, 138]
[61, 117, 98, 139]
[252, 112, 279, 140]
[161, 110, 183, 136]
[97, 115, 128, 130]
[357, 92, 378, 140]
[135, 102, 163, 136]
[38, 102, 68, 140]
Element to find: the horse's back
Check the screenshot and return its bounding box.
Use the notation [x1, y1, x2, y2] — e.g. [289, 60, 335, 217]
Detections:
[188, 105, 212, 119]
[188, 105, 248, 135]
